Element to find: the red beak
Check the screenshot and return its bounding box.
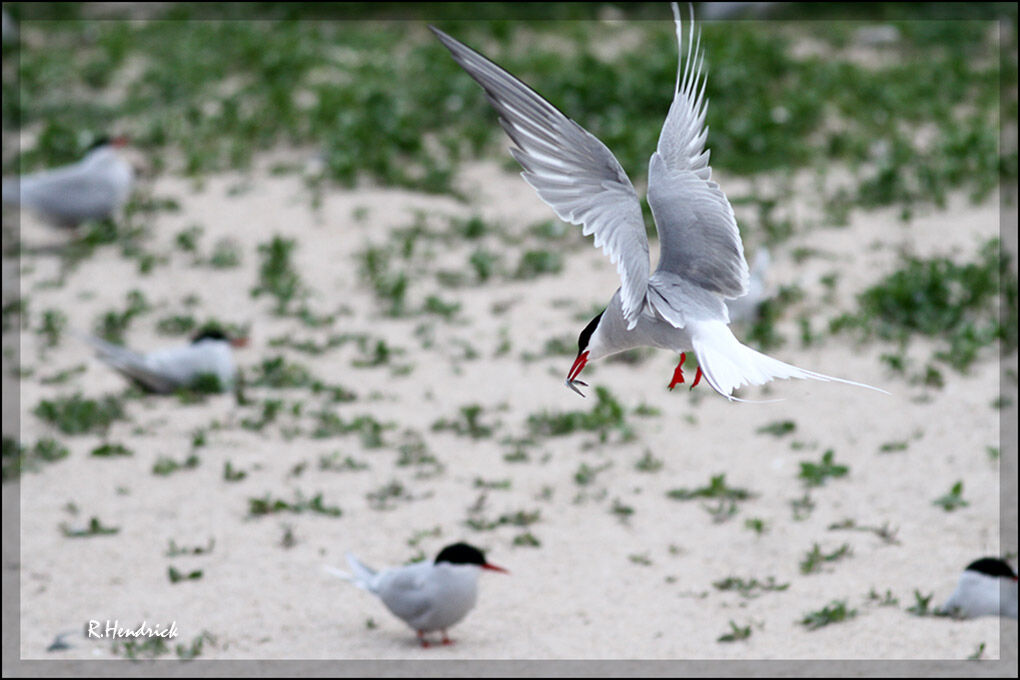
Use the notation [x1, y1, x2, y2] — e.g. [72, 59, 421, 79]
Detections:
[483, 563, 509, 574]
[111, 135, 130, 148]
[567, 351, 589, 383]
[230, 337, 250, 348]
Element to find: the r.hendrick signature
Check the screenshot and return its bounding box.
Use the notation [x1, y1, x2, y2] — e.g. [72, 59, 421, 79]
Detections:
[87, 619, 179, 640]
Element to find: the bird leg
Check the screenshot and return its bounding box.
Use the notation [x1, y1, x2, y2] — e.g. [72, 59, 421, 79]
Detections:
[441, 630, 454, 645]
[417, 630, 431, 648]
[690, 366, 703, 389]
[668, 353, 687, 390]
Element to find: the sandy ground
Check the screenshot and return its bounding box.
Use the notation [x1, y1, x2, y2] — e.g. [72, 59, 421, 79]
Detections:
[3, 149, 1018, 672]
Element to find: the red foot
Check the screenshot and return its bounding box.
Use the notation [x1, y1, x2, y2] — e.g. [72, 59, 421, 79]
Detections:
[417, 631, 430, 648]
[441, 637, 454, 646]
[668, 353, 687, 390]
[690, 366, 703, 389]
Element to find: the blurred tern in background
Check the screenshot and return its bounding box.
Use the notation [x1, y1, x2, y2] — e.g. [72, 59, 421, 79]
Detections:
[2, 135, 135, 228]
[939, 557, 1018, 619]
[326, 542, 507, 647]
[78, 328, 247, 394]
[432, 5, 886, 401]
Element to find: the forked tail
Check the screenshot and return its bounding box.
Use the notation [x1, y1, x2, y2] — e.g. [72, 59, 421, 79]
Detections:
[691, 320, 888, 401]
[324, 553, 378, 593]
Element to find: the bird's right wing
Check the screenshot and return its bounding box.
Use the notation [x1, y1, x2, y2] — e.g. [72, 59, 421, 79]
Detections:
[377, 567, 434, 624]
[431, 25, 650, 328]
[76, 332, 178, 394]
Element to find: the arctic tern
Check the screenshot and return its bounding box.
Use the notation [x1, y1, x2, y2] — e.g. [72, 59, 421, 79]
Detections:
[2, 135, 135, 228]
[939, 557, 1018, 620]
[431, 6, 886, 401]
[326, 542, 508, 647]
[79, 328, 247, 394]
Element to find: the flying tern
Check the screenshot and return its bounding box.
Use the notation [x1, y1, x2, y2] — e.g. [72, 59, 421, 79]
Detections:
[431, 6, 886, 401]
[326, 542, 508, 647]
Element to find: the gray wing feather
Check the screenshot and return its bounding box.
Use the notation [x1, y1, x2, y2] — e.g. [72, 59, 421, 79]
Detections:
[77, 332, 178, 394]
[431, 25, 650, 327]
[378, 568, 434, 625]
[649, 4, 748, 303]
[16, 167, 117, 224]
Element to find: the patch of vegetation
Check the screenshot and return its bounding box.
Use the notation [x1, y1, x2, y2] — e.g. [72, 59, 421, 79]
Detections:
[432, 404, 496, 439]
[94, 290, 151, 343]
[800, 543, 853, 574]
[318, 451, 369, 472]
[247, 491, 342, 518]
[2, 437, 70, 481]
[514, 250, 563, 279]
[831, 240, 1017, 373]
[90, 442, 133, 457]
[713, 576, 789, 599]
[932, 480, 968, 512]
[34, 393, 126, 435]
[828, 518, 900, 545]
[465, 509, 541, 532]
[37, 308, 67, 348]
[757, 420, 796, 437]
[166, 538, 215, 557]
[60, 516, 120, 538]
[251, 236, 306, 315]
[367, 480, 414, 511]
[526, 386, 632, 443]
[716, 620, 753, 643]
[167, 566, 203, 583]
[634, 449, 663, 473]
[312, 411, 389, 448]
[905, 589, 936, 617]
[799, 600, 857, 631]
[152, 454, 200, 476]
[667, 474, 753, 502]
[798, 449, 849, 487]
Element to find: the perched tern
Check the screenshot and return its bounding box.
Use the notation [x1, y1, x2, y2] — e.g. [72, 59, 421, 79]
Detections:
[2, 135, 135, 228]
[79, 328, 247, 394]
[431, 6, 887, 401]
[326, 542, 508, 647]
[939, 557, 1018, 620]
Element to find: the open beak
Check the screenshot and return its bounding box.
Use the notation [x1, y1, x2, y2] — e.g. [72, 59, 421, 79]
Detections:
[483, 562, 509, 574]
[565, 351, 589, 397]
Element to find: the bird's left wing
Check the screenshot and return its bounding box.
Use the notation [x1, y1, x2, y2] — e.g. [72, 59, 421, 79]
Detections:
[648, 4, 748, 308]
[431, 25, 650, 328]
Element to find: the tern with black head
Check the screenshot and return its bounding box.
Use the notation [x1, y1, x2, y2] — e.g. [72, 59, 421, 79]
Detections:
[77, 327, 248, 394]
[326, 542, 508, 647]
[431, 5, 886, 401]
[2, 135, 135, 228]
[940, 557, 1018, 619]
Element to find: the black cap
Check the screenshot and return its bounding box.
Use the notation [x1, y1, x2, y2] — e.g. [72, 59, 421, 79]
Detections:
[434, 542, 487, 566]
[965, 557, 1018, 579]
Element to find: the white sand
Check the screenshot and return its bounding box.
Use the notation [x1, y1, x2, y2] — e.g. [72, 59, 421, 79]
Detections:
[7, 153, 1017, 666]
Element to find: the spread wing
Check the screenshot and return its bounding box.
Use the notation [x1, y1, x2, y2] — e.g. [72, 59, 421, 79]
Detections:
[431, 25, 650, 328]
[647, 3, 748, 313]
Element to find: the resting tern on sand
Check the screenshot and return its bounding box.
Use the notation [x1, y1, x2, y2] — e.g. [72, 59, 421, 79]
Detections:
[939, 557, 1019, 620]
[78, 328, 247, 394]
[2, 135, 135, 228]
[432, 6, 886, 401]
[326, 542, 508, 647]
